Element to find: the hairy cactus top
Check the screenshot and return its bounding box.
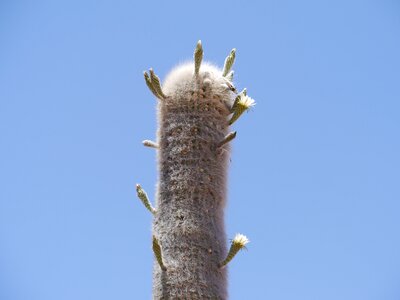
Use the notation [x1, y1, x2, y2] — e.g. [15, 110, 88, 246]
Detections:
[163, 61, 235, 107]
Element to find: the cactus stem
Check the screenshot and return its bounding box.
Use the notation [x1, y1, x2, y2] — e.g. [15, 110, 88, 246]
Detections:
[194, 40, 203, 76]
[222, 48, 236, 77]
[136, 184, 156, 214]
[149, 68, 167, 99]
[148, 42, 255, 298]
[217, 131, 237, 148]
[152, 235, 167, 271]
[219, 233, 249, 268]
[142, 140, 159, 149]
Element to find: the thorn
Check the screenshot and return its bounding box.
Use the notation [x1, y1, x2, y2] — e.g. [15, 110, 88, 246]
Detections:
[219, 233, 249, 268]
[149, 68, 166, 99]
[136, 184, 156, 214]
[142, 140, 158, 149]
[222, 48, 236, 77]
[217, 131, 237, 148]
[153, 236, 167, 271]
[194, 40, 203, 76]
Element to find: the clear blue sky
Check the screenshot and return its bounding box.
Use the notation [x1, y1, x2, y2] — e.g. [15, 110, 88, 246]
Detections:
[1, 0, 399, 299]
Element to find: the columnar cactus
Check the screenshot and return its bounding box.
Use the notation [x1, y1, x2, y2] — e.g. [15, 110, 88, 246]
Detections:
[137, 41, 254, 299]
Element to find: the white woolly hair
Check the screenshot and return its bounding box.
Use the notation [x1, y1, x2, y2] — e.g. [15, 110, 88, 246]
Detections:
[162, 61, 235, 108]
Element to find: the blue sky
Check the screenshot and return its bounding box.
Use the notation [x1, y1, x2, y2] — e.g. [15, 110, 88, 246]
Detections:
[1, 0, 399, 299]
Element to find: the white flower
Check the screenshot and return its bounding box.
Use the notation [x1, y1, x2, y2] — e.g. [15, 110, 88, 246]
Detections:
[238, 95, 255, 110]
[232, 233, 250, 248]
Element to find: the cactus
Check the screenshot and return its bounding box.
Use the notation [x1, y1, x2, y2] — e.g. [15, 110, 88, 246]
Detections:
[137, 41, 254, 299]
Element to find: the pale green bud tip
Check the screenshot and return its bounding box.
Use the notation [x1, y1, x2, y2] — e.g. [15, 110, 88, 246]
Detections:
[136, 183, 145, 197]
[152, 235, 166, 271]
[143, 72, 151, 83]
[222, 48, 236, 76]
[194, 40, 203, 76]
[136, 184, 156, 214]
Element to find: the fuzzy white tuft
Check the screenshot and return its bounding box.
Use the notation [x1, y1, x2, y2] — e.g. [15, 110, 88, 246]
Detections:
[162, 61, 236, 109]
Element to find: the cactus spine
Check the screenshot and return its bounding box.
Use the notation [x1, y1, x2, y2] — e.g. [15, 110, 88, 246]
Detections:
[138, 41, 254, 299]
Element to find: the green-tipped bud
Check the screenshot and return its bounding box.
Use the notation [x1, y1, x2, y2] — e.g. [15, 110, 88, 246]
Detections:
[149, 68, 166, 99]
[219, 233, 249, 268]
[136, 184, 156, 214]
[152, 235, 167, 271]
[194, 40, 203, 76]
[144, 71, 161, 99]
[222, 48, 236, 77]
